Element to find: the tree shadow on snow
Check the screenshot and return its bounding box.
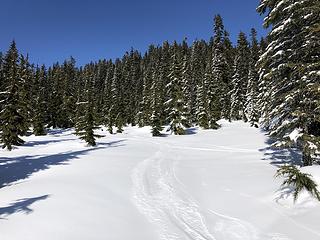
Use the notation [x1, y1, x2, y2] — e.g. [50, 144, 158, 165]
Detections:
[259, 137, 302, 167]
[24, 139, 75, 147]
[0, 195, 50, 220]
[185, 127, 198, 135]
[47, 128, 73, 135]
[0, 140, 125, 189]
[161, 127, 198, 136]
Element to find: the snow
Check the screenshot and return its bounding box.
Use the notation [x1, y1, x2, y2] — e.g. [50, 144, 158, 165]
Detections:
[288, 128, 302, 143]
[0, 121, 319, 240]
[273, 50, 285, 58]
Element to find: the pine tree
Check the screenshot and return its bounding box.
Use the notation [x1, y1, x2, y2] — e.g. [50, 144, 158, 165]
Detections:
[165, 43, 190, 135]
[206, 55, 220, 129]
[190, 41, 206, 124]
[136, 64, 152, 127]
[257, 0, 320, 165]
[211, 15, 230, 122]
[75, 66, 102, 146]
[0, 41, 28, 150]
[46, 64, 63, 128]
[61, 57, 77, 128]
[245, 28, 260, 128]
[101, 60, 114, 130]
[222, 30, 236, 120]
[230, 32, 250, 121]
[32, 65, 47, 135]
[275, 165, 320, 202]
[17, 54, 32, 134]
[0, 52, 4, 107]
[181, 55, 192, 125]
[196, 58, 209, 129]
[150, 63, 163, 136]
[108, 60, 125, 133]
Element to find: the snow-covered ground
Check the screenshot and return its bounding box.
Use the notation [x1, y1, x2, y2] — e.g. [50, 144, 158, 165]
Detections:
[0, 120, 319, 240]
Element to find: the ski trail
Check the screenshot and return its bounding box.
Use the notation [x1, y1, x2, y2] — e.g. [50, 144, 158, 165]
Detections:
[129, 136, 295, 240]
[209, 209, 260, 240]
[131, 149, 216, 240]
[209, 209, 293, 240]
[171, 146, 258, 153]
[127, 135, 257, 153]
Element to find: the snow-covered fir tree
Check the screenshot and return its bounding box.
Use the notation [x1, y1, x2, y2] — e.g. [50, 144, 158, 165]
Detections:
[75, 66, 102, 146]
[136, 63, 152, 127]
[206, 55, 220, 129]
[211, 15, 230, 122]
[196, 55, 211, 129]
[101, 60, 114, 128]
[181, 54, 192, 125]
[109, 60, 125, 134]
[32, 65, 47, 136]
[245, 28, 260, 128]
[257, 0, 320, 165]
[150, 59, 164, 136]
[230, 32, 250, 121]
[165, 42, 190, 135]
[0, 41, 28, 150]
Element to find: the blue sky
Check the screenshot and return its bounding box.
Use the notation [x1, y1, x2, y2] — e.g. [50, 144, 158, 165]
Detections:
[0, 0, 268, 66]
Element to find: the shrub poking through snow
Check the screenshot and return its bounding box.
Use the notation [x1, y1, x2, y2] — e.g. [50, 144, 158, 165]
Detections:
[275, 165, 320, 202]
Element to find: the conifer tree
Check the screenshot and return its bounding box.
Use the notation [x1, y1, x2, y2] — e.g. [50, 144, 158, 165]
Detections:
[102, 61, 114, 129]
[211, 15, 229, 122]
[222, 30, 235, 120]
[165, 43, 190, 135]
[245, 28, 260, 127]
[46, 64, 63, 128]
[75, 66, 102, 146]
[108, 60, 125, 133]
[136, 65, 152, 127]
[196, 59, 209, 129]
[150, 63, 163, 136]
[0, 52, 4, 105]
[17, 54, 32, 134]
[206, 55, 220, 129]
[181, 55, 192, 124]
[257, 0, 320, 165]
[230, 32, 250, 121]
[32, 65, 47, 135]
[190, 41, 206, 124]
[0, 41, 28, 150]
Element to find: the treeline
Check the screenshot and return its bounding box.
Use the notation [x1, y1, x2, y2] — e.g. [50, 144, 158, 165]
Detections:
[0, 0, 319, 166]
[0, 16, 263, 144]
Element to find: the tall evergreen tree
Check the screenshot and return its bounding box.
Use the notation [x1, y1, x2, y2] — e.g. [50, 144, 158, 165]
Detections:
[196, 57, 210, 129]
[165, 42, 190, 135]
[245, 28, 260, 127]
[108, 60, 125, 133]
[150, 57, 164, 136]
[230, 32, 250, 121]
[206, 55, 220, 129]
[75, 66, 102, 146]
[258, 0, 320, 165]
[211, 15, 230, 122]
[181, 55, 192, 124]
[190, 41, 206, 124]
[32, 65, 47, 135]
[0, 41, 28, 150]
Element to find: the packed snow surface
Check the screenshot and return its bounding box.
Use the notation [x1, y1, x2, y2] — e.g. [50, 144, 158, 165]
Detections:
[0, 120, 319, 240]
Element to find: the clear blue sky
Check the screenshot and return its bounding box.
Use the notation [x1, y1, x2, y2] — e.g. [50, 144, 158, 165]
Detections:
[0, 0, 267, 66]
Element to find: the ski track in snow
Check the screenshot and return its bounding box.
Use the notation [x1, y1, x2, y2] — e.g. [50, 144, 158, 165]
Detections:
[130, 136, 294, 240]
[132, 146, 216, 240]
[209, 209, 292, 240]
[171, 145, 258, 153]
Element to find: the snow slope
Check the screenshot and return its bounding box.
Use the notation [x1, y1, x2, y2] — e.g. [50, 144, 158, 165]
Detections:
[0, 120, 319, 240]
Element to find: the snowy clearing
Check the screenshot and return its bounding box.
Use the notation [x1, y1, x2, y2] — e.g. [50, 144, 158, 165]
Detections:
[0, 120, 319, 240]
